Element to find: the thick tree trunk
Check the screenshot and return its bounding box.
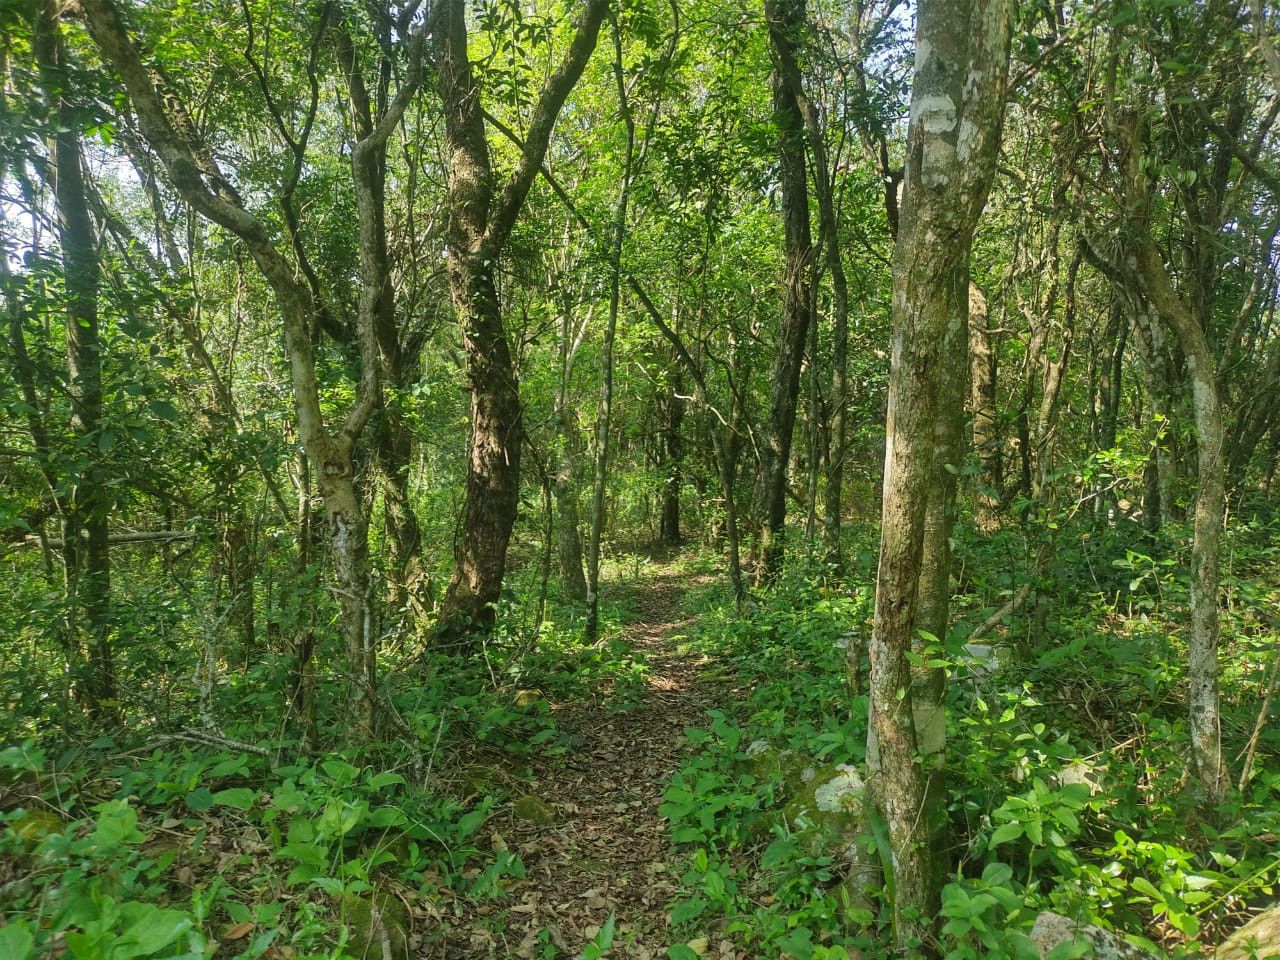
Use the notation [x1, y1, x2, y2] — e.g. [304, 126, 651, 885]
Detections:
[439, 264, 522, 636]
[911, 266, 970, 891]
[753, 0, 814, 583]
[318, 448, 377, 739]
[36, 1, 117, 720]
[865, 0, 1012, 950]
[433, 0, 607, 638]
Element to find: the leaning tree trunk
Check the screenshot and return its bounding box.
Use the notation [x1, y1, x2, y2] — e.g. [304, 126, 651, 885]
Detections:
[82, 0, 410, 740]
[753, 0, 814, 583]
[865, 0, 1012, 951]
[35, 0, 117, 721]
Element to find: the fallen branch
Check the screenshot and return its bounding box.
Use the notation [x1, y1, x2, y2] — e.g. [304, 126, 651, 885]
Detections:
[22, 531, 197, 549]
[967, 582, 1033, 641]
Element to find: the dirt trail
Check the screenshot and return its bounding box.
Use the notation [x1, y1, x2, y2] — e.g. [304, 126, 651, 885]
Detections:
[436, 562, 716, 959]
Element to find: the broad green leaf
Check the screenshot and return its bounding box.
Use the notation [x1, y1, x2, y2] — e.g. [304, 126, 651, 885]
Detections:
[990, 821, 1024, 846]
[0, 921, 34, 960]
[212, 788, 256, 810]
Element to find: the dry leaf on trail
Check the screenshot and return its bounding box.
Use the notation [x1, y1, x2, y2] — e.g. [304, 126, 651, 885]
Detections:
[222, 920, 255, 940]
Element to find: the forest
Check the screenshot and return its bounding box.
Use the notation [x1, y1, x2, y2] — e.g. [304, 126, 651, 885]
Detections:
[2, 0, 1280, 956]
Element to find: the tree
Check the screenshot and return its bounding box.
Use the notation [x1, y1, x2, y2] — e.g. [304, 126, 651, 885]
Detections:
[864, 0, 1012, 949]
[433, 0, 609, 639]
[80, 0, 423, 738]
[30, 0, 117, 720]
[752, 0, 814, 583]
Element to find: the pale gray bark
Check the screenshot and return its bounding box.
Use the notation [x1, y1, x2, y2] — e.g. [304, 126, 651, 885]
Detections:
[80, 0, 418, 738]
[865, 0, 1012, 950]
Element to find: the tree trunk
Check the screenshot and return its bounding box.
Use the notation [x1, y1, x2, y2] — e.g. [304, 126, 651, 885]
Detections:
[35, 0, 117, 720]
[292, 449, 320, 751]
[555, 405, 589, 603]
[1131, 243, 1228, 803]
[753, 0, 814, 583]
[586, 22, 634, 642]
[439, 264, 522, 636]
[865, 0, 1012, 950]
[82, 0, 405, 740]
[658, 365, 685, 545]
[433, 0, 608, 638]
[968, 284, 1001, 532]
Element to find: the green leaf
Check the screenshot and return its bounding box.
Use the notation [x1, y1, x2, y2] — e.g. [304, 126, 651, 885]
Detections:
[0, 921, 34, 960]
[185, 787, 214, 811]
[116, 902, 194, 958]
[990, 821, 1024, 846]
[366, 770, 405, 790]
[1131, 876, 1163, 901]
[148, 398, 180, 420]
[212, 788, 256, 810]
[580, 913, 616, 959]
[321, 759, 360, 785]
[981, 862, 1014, 886]
[92, 799, 143, 848]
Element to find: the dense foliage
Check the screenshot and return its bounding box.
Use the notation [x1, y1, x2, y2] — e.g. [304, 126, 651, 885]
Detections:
[2, 0, 1279, 957]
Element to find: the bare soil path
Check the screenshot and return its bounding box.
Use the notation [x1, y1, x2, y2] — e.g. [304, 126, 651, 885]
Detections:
[435, 558, 718, 959]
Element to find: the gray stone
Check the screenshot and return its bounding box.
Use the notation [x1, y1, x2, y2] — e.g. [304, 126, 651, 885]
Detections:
[1030, 911, 1159, 960]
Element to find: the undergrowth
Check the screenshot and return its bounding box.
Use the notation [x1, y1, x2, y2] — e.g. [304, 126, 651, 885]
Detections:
[0, 570, 647, 960]
[658, 516, 1280, 959]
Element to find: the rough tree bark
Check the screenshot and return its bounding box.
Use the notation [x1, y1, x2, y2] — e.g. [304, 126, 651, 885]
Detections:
[434, 0, 608, 639]
[753, 0, 814, 583]
[335, 15, 428, 621]
[967, 284, 1002, 532]
[764, 0, 850, 563]
[865, 0, 1012, 950]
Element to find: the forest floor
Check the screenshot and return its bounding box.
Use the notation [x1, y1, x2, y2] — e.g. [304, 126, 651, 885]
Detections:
[434, 556, 724, 959]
